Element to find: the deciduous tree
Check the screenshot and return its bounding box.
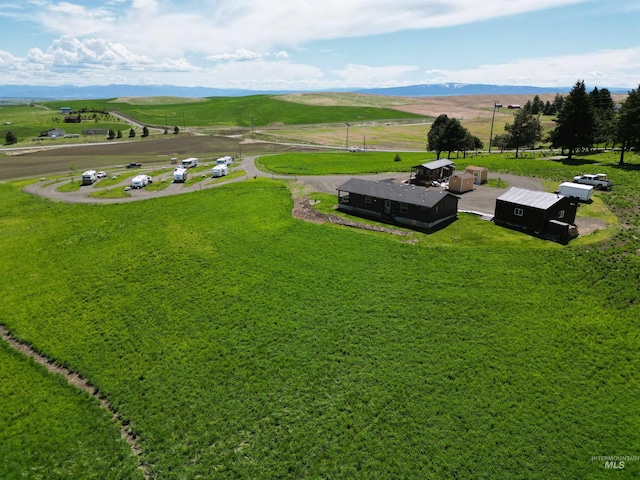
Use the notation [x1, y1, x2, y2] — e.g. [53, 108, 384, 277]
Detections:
[504, 108, 542, 157]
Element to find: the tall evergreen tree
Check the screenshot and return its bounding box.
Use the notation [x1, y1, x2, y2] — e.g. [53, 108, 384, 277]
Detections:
[549, 80, 595, 159]
[590, 87, 616, 148]
[5, 131, 17, 145]
[617, 84, 640, 165]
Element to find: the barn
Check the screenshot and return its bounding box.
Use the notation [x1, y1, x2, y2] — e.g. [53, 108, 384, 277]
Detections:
[448, 173, 475, 194]
[494, 187, 579, 243]
[337, 178, 459, 230]
[39, 128, 65, 138]
[465, 166, 489, 184]
[409, 159, 455, 185]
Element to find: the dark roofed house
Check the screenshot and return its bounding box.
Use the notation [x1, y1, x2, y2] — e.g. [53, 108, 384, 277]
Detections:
[409, 159, 455, 185]
[64, 114, 82, 123]
[337, 178, 459, 231]
[494, 187, 578, 244]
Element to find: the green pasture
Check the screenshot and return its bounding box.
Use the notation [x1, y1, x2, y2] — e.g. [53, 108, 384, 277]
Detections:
[42, 95, 427, 129]
[257, 151, 432, 175]
[0, 103, 139, 145]
[1, 167, 639, 478]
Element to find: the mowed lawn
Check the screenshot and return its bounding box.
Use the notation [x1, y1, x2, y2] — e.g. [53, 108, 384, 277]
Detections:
[0, 177, 639, 478]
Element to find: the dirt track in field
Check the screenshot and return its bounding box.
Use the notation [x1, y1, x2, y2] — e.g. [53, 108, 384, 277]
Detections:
[0, 325, 149, 479]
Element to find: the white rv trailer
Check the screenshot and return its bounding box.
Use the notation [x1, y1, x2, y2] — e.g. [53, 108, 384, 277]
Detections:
[212, 164, 229, 177]
[181, 157, 199, 168]
[173, 167, 188, 183]
[81, 170, 97, 185]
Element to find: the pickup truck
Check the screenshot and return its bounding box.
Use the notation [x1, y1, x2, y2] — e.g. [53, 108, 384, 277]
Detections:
[126, 162, 142, 168]
[572, 174, 613, 190]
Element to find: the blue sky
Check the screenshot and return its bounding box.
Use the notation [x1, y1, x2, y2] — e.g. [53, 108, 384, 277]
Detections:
[0, 0, 638, 90]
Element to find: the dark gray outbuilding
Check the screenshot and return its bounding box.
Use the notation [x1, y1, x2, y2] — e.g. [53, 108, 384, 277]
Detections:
[494, 187, 578, 243]
[409, 159, 455, 185]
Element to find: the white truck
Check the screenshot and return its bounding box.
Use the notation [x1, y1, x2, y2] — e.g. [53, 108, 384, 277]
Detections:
[131, 174, 152, 189]
[216, 156, 233, 166]
[81, 170, 97, 185]
[212, 164, 228, 178]
[572, 173, 613, 190]
[558, 182, 594, 202]
[173, 167, 188, 183]
[181, 157, 199, 168]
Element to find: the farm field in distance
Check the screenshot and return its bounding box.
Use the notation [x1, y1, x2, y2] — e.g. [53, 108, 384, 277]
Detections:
[1, 93, 639, 478]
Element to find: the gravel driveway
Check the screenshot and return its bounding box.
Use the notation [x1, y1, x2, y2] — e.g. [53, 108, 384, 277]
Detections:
[22, 156, 606, 235]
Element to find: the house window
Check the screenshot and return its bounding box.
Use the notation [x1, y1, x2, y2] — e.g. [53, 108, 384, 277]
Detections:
[558, 210, 565, 219]
[400, 203, 408, 214]
[514, 207, 524, 216]
[365, 196, 372, 204]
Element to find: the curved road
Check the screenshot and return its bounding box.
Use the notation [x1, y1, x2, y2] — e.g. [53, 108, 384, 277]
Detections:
[24, 154, 545, 216]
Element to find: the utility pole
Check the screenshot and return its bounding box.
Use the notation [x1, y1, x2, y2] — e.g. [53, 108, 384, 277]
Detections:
[488, 101, 501, 153]
[345, 122, 350, 150]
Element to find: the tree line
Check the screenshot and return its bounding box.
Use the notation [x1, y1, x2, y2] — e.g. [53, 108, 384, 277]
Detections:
[427, 80, 640, 165]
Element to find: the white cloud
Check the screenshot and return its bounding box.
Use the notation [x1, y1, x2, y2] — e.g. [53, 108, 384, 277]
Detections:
[207, 49, 264, 62]
[333, 64, 420, 86]
[16, 0, 588, 59]
[422, 47, 640, 88]
[27, 35, 153, 66]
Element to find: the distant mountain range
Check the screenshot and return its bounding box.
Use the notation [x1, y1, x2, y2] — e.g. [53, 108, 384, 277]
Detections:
[0, 83, 632, 100]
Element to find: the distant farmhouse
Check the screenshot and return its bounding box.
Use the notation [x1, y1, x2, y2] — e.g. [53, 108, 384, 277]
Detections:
[64, 114, 82, 123]
[409, 159, 455, 185]
[337, 178, 459, 230]
[494, 187, 578, 244]
[39, 128, 65, 138]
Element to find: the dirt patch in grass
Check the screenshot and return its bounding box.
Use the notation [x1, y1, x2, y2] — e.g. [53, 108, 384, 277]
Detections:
[291, 195, 409, 236]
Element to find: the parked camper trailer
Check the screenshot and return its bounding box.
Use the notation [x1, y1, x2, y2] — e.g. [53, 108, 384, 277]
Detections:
[81, 170, 97, 185]
[216, 156, 233, 166]
[212, 164, 229, 177]
[558, 182, 594, 202]
[131, 174, 152, 189]
[181, 157, 199, 168]
[173, 167, 188, 183]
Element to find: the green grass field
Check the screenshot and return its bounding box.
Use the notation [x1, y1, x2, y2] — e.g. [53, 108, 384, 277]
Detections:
[1, 161, 639, 478]
[41, 95, 427, 129]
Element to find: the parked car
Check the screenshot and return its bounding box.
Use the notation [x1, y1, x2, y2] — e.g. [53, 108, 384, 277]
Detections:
[126, 162, 142, 168]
